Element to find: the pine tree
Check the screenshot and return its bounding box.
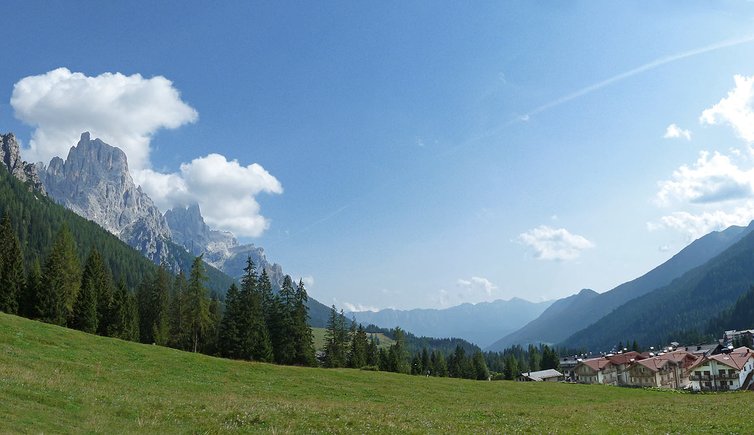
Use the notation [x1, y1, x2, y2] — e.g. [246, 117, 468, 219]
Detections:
[291, 278, 316, 366]
[420, 348, 430, 375]
[19, 256, 42, 318]
[504, 355, 519, 380]
[472, 351, 490, 380]
[73, 247, 112, 335]
[387, 327, 410, 374]
[71, 265, 98, 333]
[324, 305, 348, 368]
[0, 213, 24, 314]
[367, 334, 379, 367]
[434, 351, 448, 377]
[540, 345, 560, 370]
[273, 275, 297, 364]
[168, 270, 189, 350]
[218, 283, 243, 359]
[348, 323, 369, 368]
[239, 257, 272, 362]
[205, 292, 222, 355]
[39, 225, 81, 325]
[186, 255, 210, 353]
[137, 264, 171, 344]
[109, 279, 139, 341]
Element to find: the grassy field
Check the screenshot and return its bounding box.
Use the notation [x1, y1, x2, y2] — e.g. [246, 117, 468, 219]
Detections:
[1, 313, 752, 433]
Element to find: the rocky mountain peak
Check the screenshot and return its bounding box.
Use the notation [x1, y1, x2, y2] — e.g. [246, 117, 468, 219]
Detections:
[165, 202, 237, 267]
[0, 132, 46, 193]
[42, 132, 172, 263]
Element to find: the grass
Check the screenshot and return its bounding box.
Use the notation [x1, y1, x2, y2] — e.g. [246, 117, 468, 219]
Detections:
[1, 313, 752, 433]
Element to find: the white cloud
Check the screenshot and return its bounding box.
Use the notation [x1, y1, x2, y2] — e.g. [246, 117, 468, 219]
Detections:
[135, 153, 283, 237]
[342, 302, 379, 313]
[11, 68, 197, 169]
[700, 74, 754, 143]
[648, 204, 754, 239]
[301, 275, 315, 288]
[655, 151, 754, 206]
[663, 123, 692, 140]
[456, 276, 497, 297]
[518, 225, 594, 261]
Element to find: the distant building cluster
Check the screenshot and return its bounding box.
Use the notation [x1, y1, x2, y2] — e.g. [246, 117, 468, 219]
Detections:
[559, 333, 754, 391]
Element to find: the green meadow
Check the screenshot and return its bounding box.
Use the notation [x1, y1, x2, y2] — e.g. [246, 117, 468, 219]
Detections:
[0, 312, 751, 434]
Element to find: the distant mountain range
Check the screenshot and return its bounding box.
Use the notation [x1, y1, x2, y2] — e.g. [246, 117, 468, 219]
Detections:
[487, 222, 754, 352]
[350, 298, 553, 348]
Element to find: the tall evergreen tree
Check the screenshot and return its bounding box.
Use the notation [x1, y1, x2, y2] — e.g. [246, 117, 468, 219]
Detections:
[348, 323, 369, 368]
[387, 327, 410, 374]
[168, 270, 189, 350]
[186, 255, 210, 353]
[291, 278, 316, 366]
[20, 256, 42, 318]
[0, 213, 24, 314]
[323, 305, 349, 368]
[218, 283, 243, 359]
[109, 279, 139, 341]
[239, 257, 272, 362]
[137, 264, 171, 344]
[472, 351, 490, 380]
[540, 345, 560, 371]
[273, 275, 297, 364]
[71, 254, 98, 333]
[39, 225, 80, 325]
[205, 292, 222, 356]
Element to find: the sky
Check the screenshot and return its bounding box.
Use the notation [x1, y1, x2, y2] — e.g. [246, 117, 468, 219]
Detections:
[3, 1, 754, 311]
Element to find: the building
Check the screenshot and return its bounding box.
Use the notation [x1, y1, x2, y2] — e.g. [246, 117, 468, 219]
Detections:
[575, 358, 617, 385]
[679, 343, 723, 357]
[605, 351, 643, 385]
[559, 357, 579, 382]
[518, 369, 563, 382]
[626, 351, 698, 389]
[688, 347, 754, 391]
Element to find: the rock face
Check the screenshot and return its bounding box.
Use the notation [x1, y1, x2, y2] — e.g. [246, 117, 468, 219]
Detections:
[0, 133, 45, 193]
[164, 203, 237, 266]
[43, 132, 172, 263]
[165, 202, 284, 286]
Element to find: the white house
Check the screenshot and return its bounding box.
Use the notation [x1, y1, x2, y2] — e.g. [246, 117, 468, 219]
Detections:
[688, 347, 754, 391]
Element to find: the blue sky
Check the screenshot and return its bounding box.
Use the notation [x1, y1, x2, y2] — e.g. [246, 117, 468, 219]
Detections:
[3, 1, 754, 310]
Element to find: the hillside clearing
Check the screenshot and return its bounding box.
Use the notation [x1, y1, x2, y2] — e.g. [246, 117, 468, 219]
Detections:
[0, 313, 751, 433]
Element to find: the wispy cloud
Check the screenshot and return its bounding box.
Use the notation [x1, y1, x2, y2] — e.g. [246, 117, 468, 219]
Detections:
[523, 35, 754, 119]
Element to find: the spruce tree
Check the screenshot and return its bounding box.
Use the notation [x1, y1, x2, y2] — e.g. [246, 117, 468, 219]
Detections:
[273, 275, 296, 364]
[239, 257, 272, 362]
[168, 271, 189, 350]
[137, 265, 171, 344]
[218, 283, 243, 359]
[76, 247, 113, 335]
[472, 351, 490, 380]
[20, 256, 42, 318]
[0, 213, 24, 314]
[323, 305, 348, 368]
[71, 268, 98, 333]
[291, 278, 316, 366]
[186, 256, 210, 353]
[39, 225, 81, 325]
[348, 323, 369, 369]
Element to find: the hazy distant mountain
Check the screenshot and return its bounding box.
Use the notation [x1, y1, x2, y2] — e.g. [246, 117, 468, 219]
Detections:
[486, 223, 754, 351]
[562, 222, 754, 351]
[349, 298, 553, 348]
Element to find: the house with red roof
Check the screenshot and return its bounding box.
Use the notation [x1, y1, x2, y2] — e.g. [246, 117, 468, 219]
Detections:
[626, 350, 698, 389]
[688, 346, 754, 391]
[574, 357, 617, 385]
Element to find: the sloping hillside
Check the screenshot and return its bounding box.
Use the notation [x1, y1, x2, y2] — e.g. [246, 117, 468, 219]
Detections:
[1, 313, 752, 433]
[487, 223, 753, 351]
[562, 227, 754, 351]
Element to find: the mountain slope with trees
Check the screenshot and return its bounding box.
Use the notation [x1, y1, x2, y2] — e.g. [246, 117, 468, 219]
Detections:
[487, 223, 754, 351]
[561, 226, 754, 351]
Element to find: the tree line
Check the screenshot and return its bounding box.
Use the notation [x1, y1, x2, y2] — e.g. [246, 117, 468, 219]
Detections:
[0, 216, 316, 365]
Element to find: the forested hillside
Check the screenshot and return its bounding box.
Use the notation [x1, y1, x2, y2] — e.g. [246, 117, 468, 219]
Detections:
[561, 228, 754, 351]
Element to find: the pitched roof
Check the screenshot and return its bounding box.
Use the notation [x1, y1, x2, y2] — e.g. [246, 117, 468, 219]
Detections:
[690, 347, 754, 371]
[708, 347, 754, 371]
[579, 358, 612, 372]
[522, 369, 563, 381]
[632, 351, 696, 373]
[606, 351, 642, 365]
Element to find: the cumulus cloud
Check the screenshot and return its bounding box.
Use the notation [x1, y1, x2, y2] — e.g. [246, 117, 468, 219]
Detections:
[700, 74, 754, 143]
[456, 277, 497, 297]
[655, 151, 754, 206]
[518, 225, 594, 261]
[663, 123, 692, 140]
[134, 153, 283, 237]
[11, 67, 197, 169]
[301, 275, 315, 288]
[342, 302, 379, 313]
[648, 203, 754, 239]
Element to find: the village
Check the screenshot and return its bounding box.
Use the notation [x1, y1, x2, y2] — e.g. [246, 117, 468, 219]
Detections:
[517, 329, 754, 392]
